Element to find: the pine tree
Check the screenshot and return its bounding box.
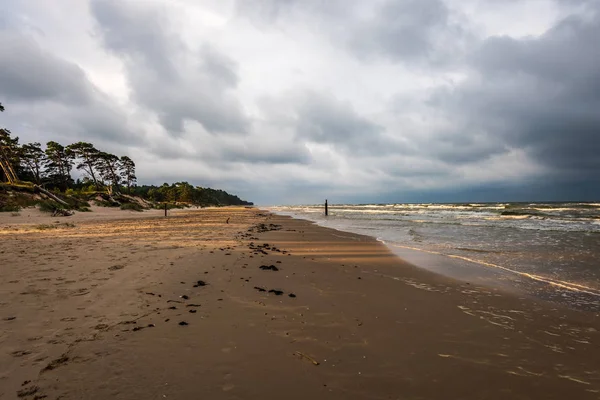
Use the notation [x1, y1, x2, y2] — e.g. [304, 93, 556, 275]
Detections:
[96, 152, 121, 195]
[67, 142, 101, 190]
[20, 142, 46, 184]
[44, 141, 74, 190]
[119, 156, 136, 194]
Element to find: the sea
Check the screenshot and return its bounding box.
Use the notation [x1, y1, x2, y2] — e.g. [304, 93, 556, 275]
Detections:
[269, 202, 600, 312]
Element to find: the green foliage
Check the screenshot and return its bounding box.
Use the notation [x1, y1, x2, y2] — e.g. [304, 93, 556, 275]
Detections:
[120, 202, 143, 212]
[20, 142, 44, 184]
[62, 195, 91, 211]
[44, 141, 74, 191]
[132, 182, 252, 207]
[38, 200, 65, 213]
[0, 185, 39, 211]
[2, 101, 252, 207]
[119, 156, 136, 192]
[94, 198, 120, 207]
[66, 142, 101, 189]
[96, 152, 121, 194]
[0, 203, 21, 212]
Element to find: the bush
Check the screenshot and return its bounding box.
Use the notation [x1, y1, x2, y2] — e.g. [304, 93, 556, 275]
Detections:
[0, 192, 38, 211]
[95, 199, 119, 207]
[120, 203, 144, 212]
[0, 204, 21, 212]
[153, 203, 185, 210]
[62, 195, 90, 209]
[38, 200, 65, 213]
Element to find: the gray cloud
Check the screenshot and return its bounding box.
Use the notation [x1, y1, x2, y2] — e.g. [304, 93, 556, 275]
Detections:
[292, 92, 406, 156]
[218, 141, 312, 165]
[347, 0, 471, 64]
[90, 0, 250, 135]
[0, 33, 93, 104]
[236, 0, 471, 65]
[433, 4, 600, 179]
[0, 26, 142, 147]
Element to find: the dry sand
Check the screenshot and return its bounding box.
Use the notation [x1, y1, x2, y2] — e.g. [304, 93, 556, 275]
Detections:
[1, 207, 599, 399]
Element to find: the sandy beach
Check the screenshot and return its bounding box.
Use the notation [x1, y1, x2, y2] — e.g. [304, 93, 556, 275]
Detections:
[1, 207, 599, 399]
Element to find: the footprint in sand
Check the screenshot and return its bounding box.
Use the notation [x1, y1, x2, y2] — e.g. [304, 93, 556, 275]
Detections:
[11, 350, 32, 357]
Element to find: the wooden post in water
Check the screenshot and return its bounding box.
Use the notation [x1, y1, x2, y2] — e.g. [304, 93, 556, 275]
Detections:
[325, 199, 328, 216]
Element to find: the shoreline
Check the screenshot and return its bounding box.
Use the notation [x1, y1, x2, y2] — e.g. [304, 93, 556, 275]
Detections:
[1, 208, 599, 399]
[269, 209, 600, 312]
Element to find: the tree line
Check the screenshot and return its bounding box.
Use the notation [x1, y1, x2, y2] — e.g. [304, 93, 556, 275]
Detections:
[0, 102, 129, 193]
[131, 183, 252, 206]
[1, 134, 136, 195]
[1, 102, 253, 206]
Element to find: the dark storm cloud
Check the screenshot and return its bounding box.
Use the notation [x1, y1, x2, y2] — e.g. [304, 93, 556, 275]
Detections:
[433, 5, 600, 180]
[294, 92, 403, 155]
[147, 134, 312, 166]
[417, 130, 508, 164]
[90, 0, 250, 135]
[219, 143, 312, 165]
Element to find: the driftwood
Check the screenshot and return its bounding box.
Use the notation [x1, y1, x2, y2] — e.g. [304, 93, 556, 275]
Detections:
[34, 185, 70, 207]
[294, 351, 320, 366]
[52, 209, 73, 217]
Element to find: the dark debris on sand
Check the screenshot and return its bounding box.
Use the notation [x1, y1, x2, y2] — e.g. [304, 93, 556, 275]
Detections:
[260, 265, 279, 271]
[248, 223, 282, 233]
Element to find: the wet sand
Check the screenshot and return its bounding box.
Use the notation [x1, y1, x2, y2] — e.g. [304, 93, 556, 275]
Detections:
[1, 207, 599, 399]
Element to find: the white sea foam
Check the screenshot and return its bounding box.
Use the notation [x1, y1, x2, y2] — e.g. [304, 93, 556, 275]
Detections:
[267, 202, 600, 309]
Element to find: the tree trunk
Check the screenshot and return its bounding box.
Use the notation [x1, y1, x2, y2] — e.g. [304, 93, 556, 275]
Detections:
[34, 185, 69, 207]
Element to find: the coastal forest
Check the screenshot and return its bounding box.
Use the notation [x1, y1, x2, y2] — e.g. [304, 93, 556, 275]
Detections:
[0, 102, 252, 212]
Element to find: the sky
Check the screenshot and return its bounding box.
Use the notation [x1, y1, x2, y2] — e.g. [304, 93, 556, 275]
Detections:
[1, 0, 599, 205]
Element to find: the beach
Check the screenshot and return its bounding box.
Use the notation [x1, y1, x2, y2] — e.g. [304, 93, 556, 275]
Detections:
[1, 207, 599, 399]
